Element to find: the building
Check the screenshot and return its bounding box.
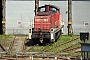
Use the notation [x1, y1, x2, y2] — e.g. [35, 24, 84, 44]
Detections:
[6, 0, 90, 35]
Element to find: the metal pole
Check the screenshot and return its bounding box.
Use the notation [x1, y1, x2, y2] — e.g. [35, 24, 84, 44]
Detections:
[84, 52, 85, 60]
[2, 0, 6, 20]
[68, 0, 73, 36]
[87, 52, 88, 60]
[2, 0, 6, 35]
[16, 53, 18, 60]
[81, 51, 83, 60]
[32, 55, 33, 60]
[1, 0, 4, 35]
[35, 0, 39, 15]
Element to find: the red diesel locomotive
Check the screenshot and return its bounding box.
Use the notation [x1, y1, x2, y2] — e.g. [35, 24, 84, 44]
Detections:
[29, 5, 63, 43]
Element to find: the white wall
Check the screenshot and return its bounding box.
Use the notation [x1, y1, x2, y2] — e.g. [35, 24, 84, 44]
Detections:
[6, 1, 90, 35]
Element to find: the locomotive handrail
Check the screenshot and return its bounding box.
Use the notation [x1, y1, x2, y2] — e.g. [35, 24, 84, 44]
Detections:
[53, 25, 63, 33]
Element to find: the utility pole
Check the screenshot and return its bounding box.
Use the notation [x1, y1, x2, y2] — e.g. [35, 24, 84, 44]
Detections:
[68, 0, 73, 36]
[35, 0, 39, 15]
[2, 0, 6, 34]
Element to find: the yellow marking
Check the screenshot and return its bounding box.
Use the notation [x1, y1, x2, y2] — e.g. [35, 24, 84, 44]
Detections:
[68, 22, 72, 24]
[2, 20, 6, 24]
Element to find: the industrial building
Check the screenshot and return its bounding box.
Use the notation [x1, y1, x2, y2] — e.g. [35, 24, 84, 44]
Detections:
[5, 0, 90, 35]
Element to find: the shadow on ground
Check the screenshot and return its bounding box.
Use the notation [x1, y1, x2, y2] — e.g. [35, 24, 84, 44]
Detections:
[25, 39, 36, 46]
[25, 39, 53, 46]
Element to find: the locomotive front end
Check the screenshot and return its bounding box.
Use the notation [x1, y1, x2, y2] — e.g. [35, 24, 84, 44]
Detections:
[29, 4, 62, 44]
[32, 16, 51, 43]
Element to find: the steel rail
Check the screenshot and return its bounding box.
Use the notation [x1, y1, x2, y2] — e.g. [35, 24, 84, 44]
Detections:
[41, 37, 80, 52]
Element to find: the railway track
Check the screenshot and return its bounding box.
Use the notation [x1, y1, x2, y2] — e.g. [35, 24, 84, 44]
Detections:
[22, 35, 28, 52]
[26, 36, 80, 57]
[0, 53, 78, 60]
[8, 36, 16, 54]
[41, 37, 80, 52]
[44, 37, 81, 57]
[62, 46, 81, 52]
[47, 46, 81, 58]
[61, 44, 80, 52]
[0, 36, 81, 60]
[8, 35, 27, 54]
[26, 36, 79, 52]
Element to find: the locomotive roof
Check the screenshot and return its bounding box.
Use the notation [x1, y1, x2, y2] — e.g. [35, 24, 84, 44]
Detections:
[38, 4, 60, 12]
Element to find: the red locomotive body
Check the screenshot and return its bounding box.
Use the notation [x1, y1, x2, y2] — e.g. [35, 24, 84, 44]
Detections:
[29, 5, 63, 43]
[34, 16, 51, 32]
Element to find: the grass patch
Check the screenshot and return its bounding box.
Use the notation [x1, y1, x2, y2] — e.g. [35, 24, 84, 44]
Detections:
[27, 35, 81, 56]
[0, 35, 13, 48]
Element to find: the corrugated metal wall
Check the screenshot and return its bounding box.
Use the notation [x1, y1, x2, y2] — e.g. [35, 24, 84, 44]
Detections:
[72, 1, 90, 35]
[6, 1, 90, 35]
[6, 1, 35, 35]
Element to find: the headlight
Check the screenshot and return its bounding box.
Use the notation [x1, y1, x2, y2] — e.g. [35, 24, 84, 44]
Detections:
[36, 19, 40, 22]
[44, 19, 48, 22]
